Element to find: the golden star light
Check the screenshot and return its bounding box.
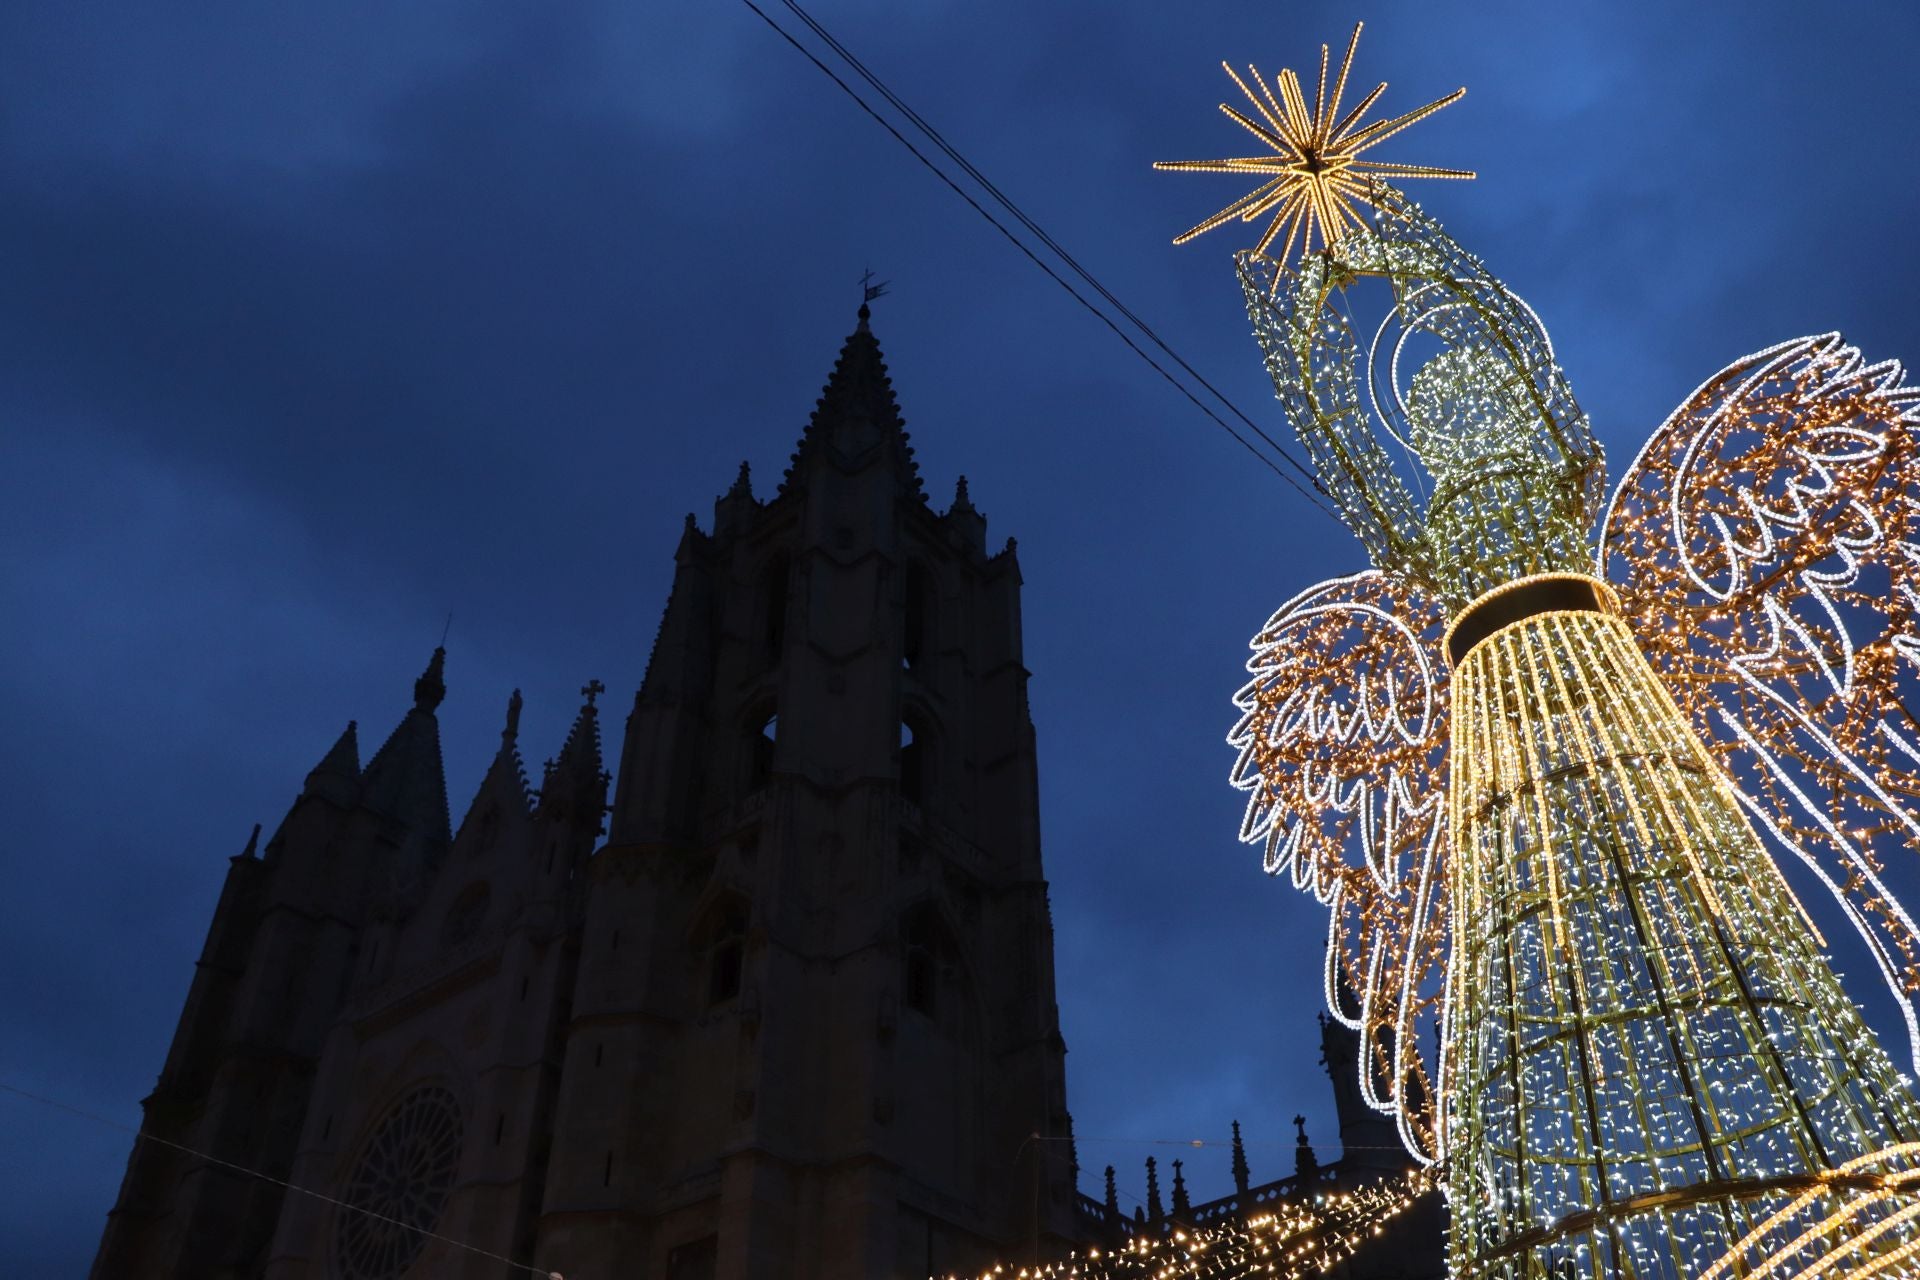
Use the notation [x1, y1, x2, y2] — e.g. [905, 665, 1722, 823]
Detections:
[1155, 22, 1473, 266]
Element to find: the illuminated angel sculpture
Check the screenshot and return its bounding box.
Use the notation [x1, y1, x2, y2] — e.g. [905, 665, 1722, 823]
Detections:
[1163, 26, 1920, 1280]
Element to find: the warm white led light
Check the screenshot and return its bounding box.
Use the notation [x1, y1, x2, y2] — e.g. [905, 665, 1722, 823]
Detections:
[1200, 169, 1920, 1280]
[1154, 22, 1472, 269]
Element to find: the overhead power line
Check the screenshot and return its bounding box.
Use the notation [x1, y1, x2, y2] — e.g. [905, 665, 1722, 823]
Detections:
[739, 0, 1342, 524]
[1, 1080, 559, 1278]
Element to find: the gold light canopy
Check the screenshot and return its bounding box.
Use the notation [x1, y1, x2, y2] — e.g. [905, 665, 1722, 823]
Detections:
[1155, 22, 1473, 266]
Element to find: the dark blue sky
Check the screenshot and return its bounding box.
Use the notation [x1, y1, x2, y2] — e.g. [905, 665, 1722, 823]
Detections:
[7, 2, 1920, 1271]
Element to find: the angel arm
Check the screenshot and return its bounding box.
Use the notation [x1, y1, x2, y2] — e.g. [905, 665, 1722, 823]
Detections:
[1237, 249, 1431, 581]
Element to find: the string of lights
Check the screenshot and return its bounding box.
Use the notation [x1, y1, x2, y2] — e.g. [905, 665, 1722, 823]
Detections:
[1176, 26, 1920, 1278]
[736, 0, 1342, 522]
[950, 1169, 1436, 1280]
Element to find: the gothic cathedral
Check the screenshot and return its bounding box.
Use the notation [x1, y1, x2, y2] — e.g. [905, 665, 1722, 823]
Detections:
[91, 306, 1081, 1279]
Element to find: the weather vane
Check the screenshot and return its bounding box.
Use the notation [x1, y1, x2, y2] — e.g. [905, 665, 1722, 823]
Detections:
[860, 266, 890, 305]
[1154, 22, 1472, 266]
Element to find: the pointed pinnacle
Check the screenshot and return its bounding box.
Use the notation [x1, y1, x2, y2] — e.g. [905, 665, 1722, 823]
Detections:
[311, 720, 361, 781]
[414, 646, 447, 712]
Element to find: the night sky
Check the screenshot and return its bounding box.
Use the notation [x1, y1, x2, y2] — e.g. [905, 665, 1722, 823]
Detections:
[7, 2, 1920, 1271]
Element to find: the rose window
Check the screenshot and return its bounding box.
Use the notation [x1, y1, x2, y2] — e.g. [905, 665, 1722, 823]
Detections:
[335, 1084, 463, 1280]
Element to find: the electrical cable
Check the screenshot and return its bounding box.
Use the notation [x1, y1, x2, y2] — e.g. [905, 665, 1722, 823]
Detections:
[738, 0, 1342, 524]
[770, 0, 1331, 507]
[0, 1080, 558, 1279]
[5, 1071, 1428, 1267]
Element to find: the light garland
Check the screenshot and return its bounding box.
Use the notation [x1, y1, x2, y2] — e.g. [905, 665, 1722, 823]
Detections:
[953, 1171, 1436, 1280]
[1229, 569, 1451, 1161]
[1169, 29, 1920, 1280]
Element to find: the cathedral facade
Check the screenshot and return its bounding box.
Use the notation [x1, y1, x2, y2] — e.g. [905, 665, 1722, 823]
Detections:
[91, 307, 1081, 1279]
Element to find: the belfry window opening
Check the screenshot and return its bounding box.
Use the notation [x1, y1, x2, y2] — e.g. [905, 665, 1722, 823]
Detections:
[761, 554, 789, 665]
[749, 709, 778, 792]
[899, 715, 926, 806]
[904, 562, 928, 670]
[703, 900, 749, 1007]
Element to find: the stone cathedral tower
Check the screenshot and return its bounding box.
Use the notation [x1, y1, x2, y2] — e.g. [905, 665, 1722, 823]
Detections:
[91, 305, 1079, 1279]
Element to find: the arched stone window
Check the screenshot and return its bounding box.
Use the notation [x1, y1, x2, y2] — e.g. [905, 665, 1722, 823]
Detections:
[748, 707, 778, 792]
[761, 553, 790, 665]
[902, 902, 959, 1020]
[335, 1084, 463, 1280]
[899, 713, 929, 806]
[472, 804, 498, 856]
[696, 897, 750, 1007]
[903, 561, 929, 670]
[441, 882, 490, 948]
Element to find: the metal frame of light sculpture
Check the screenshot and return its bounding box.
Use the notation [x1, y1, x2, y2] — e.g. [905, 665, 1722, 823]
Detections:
[1177, 34, 1920, 1280]
[1602, 336, 1920, 1066]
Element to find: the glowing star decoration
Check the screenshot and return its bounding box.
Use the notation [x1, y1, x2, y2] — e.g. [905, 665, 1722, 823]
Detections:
[1154, 22, 1473, 268]
[1166, 32, 1920, 1280]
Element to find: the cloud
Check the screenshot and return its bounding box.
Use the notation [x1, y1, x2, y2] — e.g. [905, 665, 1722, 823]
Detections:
[8, 0, 1920, 1269]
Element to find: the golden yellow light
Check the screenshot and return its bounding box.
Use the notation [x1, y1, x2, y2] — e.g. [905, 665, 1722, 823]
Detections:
[1154, 22, 1472, 266]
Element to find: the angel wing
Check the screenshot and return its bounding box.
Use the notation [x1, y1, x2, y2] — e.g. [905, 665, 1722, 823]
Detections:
[1228, 569, 1452, 1162]
[1601, 333, 1920, 1068]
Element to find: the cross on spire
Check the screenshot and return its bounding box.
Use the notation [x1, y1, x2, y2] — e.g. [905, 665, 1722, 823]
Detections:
[581, 679, 605, 707]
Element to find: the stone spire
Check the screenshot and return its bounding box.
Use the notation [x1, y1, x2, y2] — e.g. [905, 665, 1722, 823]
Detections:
[1294, 1114, 1320, 1181]
[1103, 1165, 1119, 1219]
[456, 690, 534, 844]
[361, 647, 452, 844]
[412, 645, 446, 712]
[1231, 1119, 1251, 1195]
[303, 721, 360, 801]
[539, 680, 609, 832]
[558, 682, 605, 770]
[1170, 1158, 1191, 1218]
[637, 554, 707, 707]
[715, 460, 759, 536]
[502, 687, 523, 746]
[945, 472, 987, 552]
[781, 306, 923, 499]
[1145, 1156, 1163, 1223]
[237, 823, 261, 861]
